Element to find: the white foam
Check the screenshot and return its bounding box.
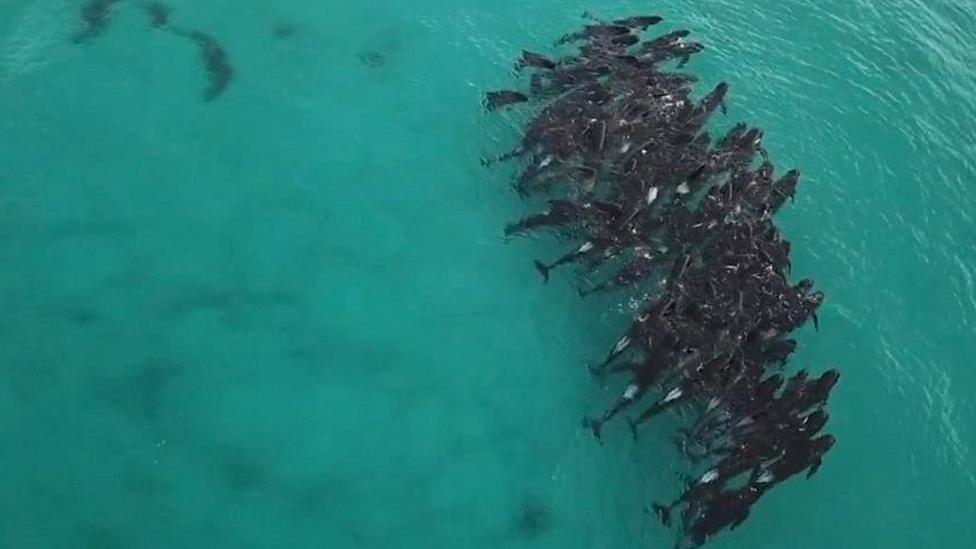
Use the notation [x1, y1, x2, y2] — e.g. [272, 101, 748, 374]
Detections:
[700, 469, 719, 483]
[613, 335, 630, 354]
[664, 387, 683, 403]
[645, 186, 659, 205]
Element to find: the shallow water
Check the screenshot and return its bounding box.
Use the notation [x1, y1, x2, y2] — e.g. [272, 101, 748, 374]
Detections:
[1, 1, 974, 547]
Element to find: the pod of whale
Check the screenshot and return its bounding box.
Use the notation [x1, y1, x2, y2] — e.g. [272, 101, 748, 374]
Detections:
[484, 13, 840, 548]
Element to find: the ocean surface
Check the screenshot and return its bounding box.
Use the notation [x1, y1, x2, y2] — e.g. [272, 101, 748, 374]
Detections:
[1, 1, 974, 547]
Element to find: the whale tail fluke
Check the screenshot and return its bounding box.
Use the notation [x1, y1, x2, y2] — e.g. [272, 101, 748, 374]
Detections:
[627, 417, 640, 441]
[582, 416, 604, 442]
[534, 260, 551, 283]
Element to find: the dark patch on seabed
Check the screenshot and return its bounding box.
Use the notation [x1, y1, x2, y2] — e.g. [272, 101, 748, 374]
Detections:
[143, 2, 170, 29]
[358, 50, 387, 69]
[510, 495, 554, 539]
[92, 359, 184, 422]
[179, 30, 235, 102]
[272, 21, 299, 40]
[211, 445, 273, 494]
[73, 523, 130, 549]
[69, 1, 236, 101]
[72, 0, 123, 44]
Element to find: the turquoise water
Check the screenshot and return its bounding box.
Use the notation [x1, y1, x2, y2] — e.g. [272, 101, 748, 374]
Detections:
[1, 0, 974, 547]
